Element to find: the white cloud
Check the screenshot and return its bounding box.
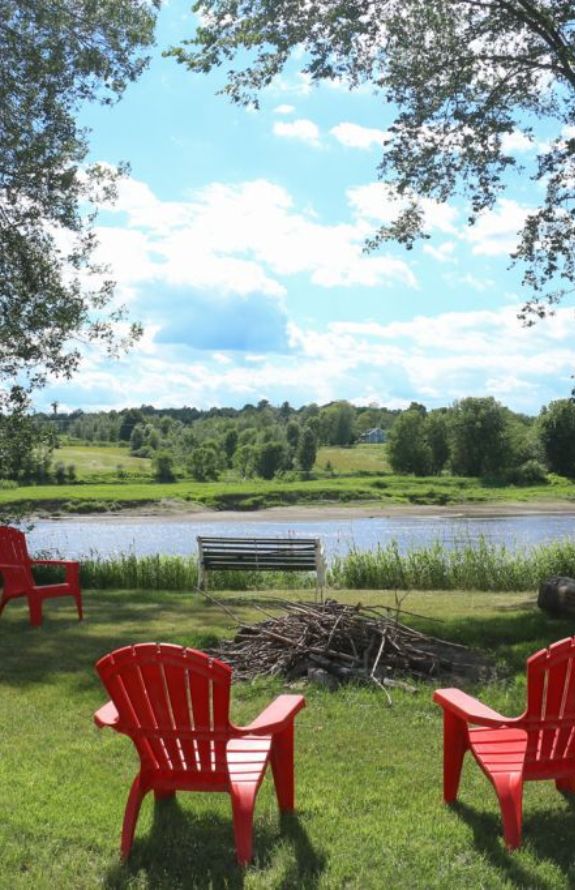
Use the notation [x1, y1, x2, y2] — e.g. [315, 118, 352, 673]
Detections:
[457, 273, 495, 292]
[330, 122, 389, 150]
[423, 241, 457, 263]
[40, 303, 575, 414]
[348, 182, 459, 235]
[501, 130, 534, 153]
[268, 72, 313, 97]
[272, 118, 321, 147]
[465, 198, 530, 256]
[273, 104, 295, 115]
[93, 175, 417, 300]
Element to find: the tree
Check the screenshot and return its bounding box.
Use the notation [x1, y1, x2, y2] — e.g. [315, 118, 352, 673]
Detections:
[387, 410, 432, 476]
[319, 402, 356, 446]
[187, 443, 222, 481]
[153, 451, 176, 483]
[171, 1, 575, 315]
[425, 410, 450, 475]
[286, 421, 301, 450]
[297, 427, 317, 472]
[1, 1, 158, 409]
[538, 399, 575, 475]
[0, 404, 53, 482]
[255, 441, 287, 479]
[222, 428, 238, 466]
[449, 397, 511, 477]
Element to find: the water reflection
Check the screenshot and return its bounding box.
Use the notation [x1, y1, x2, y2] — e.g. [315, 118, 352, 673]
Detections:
[25, 512, 575, 564]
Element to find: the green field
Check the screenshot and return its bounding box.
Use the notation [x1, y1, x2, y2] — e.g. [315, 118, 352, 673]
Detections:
[1, 443, 574, 516]
[2, 586, 575, 888]
[57, 445, 152, 479]
[316, 444, 391, 474]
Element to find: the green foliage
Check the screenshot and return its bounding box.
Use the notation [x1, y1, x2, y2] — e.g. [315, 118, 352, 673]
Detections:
[0, 1, 157, 408]
[171, 0, 575, 315]
[387, 410, 432, 475]
[296, 426, 317, 472]
[152, 451, 176, 483]
[449, 397, 512, 477]
[504, 459, 549, 486]
[255, 440, 288, 479]
[319, 401, 356, 445]
[187, 442, 222, 481]
[0, 407, 54, 482]
[539, 399, 575, 476]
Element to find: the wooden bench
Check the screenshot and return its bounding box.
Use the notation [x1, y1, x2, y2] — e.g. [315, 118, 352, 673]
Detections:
[196, 536, 326, 591]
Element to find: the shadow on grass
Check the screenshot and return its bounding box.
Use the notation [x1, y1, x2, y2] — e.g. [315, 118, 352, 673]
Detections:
[453, 799, 575, 889]
[104, 798, 325, 890]
[0, 590, 233, 691]
[2, 587, 575, 692]
[415, 608, 575, 676]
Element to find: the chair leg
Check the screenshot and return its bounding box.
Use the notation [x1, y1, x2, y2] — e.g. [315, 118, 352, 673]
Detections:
[27, 596, 43, 627]
[230, 782, 258, 866]
[270, 724, 295, 811]
[442, 710, 468, 803]
[492, 773, 523, 850]
[121, 775, 147, 859]
[75, 593, 83, 621]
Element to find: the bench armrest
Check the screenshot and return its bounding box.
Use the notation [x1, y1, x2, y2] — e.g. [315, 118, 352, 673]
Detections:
[94, 700, 120, 729]
[433, 688, 511, 727]
[32, 559, 79, 567]
[236, 694, 306, 736]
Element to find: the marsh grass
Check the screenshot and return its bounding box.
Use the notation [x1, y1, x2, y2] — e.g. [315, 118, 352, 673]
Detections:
[3, 587, 575, 888]
[34, 536, 575, 594]
[330, 537, 575, 591]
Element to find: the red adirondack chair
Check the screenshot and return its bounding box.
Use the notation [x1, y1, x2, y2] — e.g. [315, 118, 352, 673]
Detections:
[434, 636, 575, 849]
[0, 525, 82, 627]
[94, 643, 306, 865]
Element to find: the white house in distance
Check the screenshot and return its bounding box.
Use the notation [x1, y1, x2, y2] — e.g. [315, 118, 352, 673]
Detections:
[358, 427, 386, 444]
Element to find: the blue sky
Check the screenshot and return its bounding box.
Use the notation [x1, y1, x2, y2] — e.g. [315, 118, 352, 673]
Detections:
[39, 0, 575, 416]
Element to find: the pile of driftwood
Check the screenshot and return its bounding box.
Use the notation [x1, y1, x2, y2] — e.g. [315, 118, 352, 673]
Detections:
[209, 598, 489, 696]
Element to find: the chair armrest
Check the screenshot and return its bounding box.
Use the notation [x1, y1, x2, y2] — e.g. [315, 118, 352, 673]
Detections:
[94, 700, 120, 729]
[433, 688, 511, 727]
[236, 694, 306, 736]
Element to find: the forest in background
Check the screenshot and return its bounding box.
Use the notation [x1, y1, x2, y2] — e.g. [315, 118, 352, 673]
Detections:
[1, 395, 573, 489]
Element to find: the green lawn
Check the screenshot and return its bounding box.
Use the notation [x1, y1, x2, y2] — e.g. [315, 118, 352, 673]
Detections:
[57, 445, 152, 479]
[2, 471, 575, 516]
[316, 444, 391, 474]
[3, 587, 575, 888]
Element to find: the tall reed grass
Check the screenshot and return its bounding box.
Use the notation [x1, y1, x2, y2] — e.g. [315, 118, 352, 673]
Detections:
[329, 537, 575, 591]
[39, 536, 575, 592]
[76, 552, 314, 591]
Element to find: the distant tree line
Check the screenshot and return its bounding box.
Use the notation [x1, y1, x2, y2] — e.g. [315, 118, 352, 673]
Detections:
[7, 396, 575, 485]
[386, 397, 575, 482]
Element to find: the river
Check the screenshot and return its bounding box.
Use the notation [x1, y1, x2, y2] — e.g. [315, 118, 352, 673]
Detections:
[24, 511, 575, 564]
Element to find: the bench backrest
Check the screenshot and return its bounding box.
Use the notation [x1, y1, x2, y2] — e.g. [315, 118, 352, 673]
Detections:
[196, 536, 326, 589]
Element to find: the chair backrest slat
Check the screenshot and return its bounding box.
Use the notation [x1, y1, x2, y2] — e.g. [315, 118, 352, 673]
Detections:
[0, 526, 34, 586]
[525, 637, 575, 769]
[96, 643, 232, 778]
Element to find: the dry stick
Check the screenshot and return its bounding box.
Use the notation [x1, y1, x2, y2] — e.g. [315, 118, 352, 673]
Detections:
[370, 631, 388, 680]
[194, 585, 243, 625]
